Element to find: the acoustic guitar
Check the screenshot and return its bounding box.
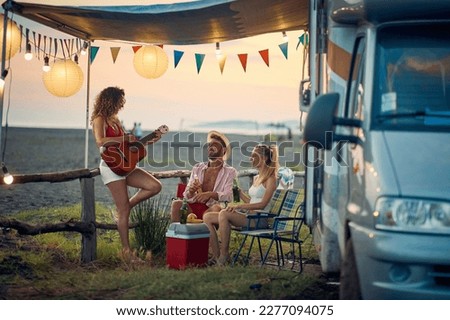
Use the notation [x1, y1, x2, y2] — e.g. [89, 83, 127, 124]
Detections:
[100, 125, 169, 176]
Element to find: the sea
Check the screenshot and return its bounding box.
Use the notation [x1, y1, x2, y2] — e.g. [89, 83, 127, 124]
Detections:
[0, 127, 304, 215]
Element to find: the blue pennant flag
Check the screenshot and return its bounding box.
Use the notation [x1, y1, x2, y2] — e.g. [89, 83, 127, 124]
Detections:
[195, 53, 206, 74]
[174, 50, 184, 68]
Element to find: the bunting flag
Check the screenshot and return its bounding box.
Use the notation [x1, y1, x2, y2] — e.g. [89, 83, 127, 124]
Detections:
[296, 33, 309, 50]
[90, 46, 99, 64]
[132, 45, 142, 53]
[174, 50, 184, 68]
[278, 42, 288, 59]
[110, 47, 120, 63]
[218, 55, 227, 74]
[195, 53, 205, 74]
[238, 53, 248, 72]
[259, 49, 269, 67]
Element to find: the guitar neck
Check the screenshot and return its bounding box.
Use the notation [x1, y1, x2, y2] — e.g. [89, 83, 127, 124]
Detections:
[139, 130, 159, 144]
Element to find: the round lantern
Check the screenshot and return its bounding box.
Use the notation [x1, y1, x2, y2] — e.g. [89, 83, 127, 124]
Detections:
[0, 14, 21, 60]
[133, 45, 168, 79]
[43, 59, 84, 97]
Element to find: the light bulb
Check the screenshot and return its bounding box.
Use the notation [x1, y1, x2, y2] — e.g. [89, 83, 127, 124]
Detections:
[282, 31, 289, 42]
[43, 56, 51, 72]
[215, 42, 221, 57]
[25, 43, 33, 61]
[80, 41, 88, 55]
[1, 163, 13, 185]
[3, 173, 13, 185]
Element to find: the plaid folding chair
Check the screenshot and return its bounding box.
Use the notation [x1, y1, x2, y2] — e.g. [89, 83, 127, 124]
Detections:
[233, 189, 305, 272]
[232, 188, 290, 265]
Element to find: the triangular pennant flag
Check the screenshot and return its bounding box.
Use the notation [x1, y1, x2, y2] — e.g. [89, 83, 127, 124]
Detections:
[110, 47, 121, 63]
[278, 42, 288, 59]
[195, 53, 205, 74]
[259, 49, 269, 67]
[218, 55, 227, 74]
[157, 44, 164, 49]
[90, 46, 99, 64]
[132, 45, 142, 53]
[296, 33, 309, 50]
[174, 50, 184, 68]
[238, 53, 248, 72]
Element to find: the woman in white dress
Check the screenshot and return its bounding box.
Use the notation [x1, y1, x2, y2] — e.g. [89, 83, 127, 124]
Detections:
[203, 144, 279, 265]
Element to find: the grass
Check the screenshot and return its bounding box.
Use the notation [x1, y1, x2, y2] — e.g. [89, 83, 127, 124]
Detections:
[0, 203, 338, 300]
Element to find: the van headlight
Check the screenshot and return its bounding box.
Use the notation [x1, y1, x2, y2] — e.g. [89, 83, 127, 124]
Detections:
[374, 197, 450, 233]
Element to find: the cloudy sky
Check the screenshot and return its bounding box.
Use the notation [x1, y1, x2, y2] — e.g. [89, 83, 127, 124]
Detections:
[2, 0, 306, 134]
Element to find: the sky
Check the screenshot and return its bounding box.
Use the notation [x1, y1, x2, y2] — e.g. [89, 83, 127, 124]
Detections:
[1, 0, 307, 135]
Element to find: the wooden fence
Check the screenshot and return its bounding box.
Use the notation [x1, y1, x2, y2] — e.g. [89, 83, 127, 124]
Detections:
[0, 168, 304, 263]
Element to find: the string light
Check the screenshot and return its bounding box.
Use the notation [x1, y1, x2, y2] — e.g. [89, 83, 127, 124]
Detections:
[1, 162, 13, 185]
[282, 31, 289, 42]
[42, 56, 51, 72]
[215, 42, 221, 57]
[24, 42, 33, 61]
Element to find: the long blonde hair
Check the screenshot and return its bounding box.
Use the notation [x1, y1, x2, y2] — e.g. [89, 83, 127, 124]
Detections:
[90, 86, 126, 124]
[254, 144, 279, 185]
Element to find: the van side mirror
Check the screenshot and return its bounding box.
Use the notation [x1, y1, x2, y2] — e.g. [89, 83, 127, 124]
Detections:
[303, 93, 363, 150]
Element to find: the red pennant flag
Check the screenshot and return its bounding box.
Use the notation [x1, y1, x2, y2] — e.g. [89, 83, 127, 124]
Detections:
[238, 53, 248, 72]
[259, 49, 269, 67]
[157, 44, 164, 49]
[132, 46, 142, 53]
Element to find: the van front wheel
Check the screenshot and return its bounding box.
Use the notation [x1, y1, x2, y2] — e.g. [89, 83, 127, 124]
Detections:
[339, 237, 362, 299]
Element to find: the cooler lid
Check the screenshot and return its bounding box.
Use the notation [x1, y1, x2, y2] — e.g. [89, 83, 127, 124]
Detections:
[166, 222, 210, 239]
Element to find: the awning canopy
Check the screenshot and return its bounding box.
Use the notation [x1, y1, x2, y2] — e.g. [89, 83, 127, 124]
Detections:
[4, 0, 309, 45]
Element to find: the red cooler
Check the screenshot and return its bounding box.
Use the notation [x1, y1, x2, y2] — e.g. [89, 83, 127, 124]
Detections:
[166, 223, 210, 270]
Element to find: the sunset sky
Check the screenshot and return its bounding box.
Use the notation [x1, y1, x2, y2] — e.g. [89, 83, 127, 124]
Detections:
[2, 0, 306, 134]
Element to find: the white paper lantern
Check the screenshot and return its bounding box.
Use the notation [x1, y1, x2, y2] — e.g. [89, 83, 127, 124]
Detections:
[43, 59, 84, 97]
[133, 45, 168, 79]
[0, 14, 21, 60]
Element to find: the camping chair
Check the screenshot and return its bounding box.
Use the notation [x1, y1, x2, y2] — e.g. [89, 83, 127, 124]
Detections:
[231, 188, 289, 265]
[233, 189, 305, 272]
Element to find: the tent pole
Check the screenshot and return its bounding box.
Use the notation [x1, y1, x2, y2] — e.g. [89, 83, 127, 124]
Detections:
[0, 9, 9, 164]
[84, 41, 91, 168]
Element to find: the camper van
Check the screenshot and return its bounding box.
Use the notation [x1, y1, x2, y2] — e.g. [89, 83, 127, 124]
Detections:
[302, 0, 450, 299]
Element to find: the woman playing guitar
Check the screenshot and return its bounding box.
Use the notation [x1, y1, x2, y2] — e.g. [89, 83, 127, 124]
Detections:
[91, 86, 162, 263]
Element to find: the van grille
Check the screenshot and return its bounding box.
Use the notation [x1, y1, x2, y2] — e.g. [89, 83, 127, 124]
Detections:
[430, 265, 450, 287]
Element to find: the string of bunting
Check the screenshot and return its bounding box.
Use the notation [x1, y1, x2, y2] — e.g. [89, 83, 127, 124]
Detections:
[18, 21, 309, 74]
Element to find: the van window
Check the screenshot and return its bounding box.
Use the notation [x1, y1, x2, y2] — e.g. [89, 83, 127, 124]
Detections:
[373, 24, 450, 131]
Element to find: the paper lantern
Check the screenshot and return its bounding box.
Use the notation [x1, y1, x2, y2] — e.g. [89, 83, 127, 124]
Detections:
[0, 14, 21, 60]
[43, 59, 84, 97]
[133, 45, 168, 79]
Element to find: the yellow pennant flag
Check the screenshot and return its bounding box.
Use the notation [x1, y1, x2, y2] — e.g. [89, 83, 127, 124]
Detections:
[110, 47, 121, 63]
[218, 55, 227, 74]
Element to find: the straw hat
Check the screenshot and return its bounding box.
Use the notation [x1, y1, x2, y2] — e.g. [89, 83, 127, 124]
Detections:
[207, 130, 231, 160]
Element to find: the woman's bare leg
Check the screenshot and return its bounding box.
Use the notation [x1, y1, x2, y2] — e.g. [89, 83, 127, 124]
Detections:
[218, 210, 247, 263]
[126, 168, 162, 208]
[106, 179, 132, 252]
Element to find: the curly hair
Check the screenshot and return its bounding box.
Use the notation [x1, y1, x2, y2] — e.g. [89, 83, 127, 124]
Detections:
[90, 86, 126, 123]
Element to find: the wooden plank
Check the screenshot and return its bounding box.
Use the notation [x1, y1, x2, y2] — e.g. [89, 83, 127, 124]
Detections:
[80, 177, 96, 263]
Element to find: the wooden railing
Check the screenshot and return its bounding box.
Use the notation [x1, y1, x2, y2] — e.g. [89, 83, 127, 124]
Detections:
[0, 168, 304, 263]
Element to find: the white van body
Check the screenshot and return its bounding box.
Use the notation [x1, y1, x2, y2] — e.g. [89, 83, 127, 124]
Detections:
[302, 0, 450, 299]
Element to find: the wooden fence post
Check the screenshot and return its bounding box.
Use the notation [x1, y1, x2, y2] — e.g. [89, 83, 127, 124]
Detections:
[80, 177, 96, 263]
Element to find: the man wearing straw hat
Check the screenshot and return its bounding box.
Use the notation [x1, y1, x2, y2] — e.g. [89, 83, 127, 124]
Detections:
[170, 130, 237, 221]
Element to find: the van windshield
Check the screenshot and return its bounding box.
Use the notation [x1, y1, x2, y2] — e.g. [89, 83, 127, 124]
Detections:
[374, 24, 450, 131]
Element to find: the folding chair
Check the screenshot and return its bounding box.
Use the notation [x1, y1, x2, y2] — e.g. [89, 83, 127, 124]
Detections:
[233, 189, 305, 272]
[231, 188, 289, 265]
